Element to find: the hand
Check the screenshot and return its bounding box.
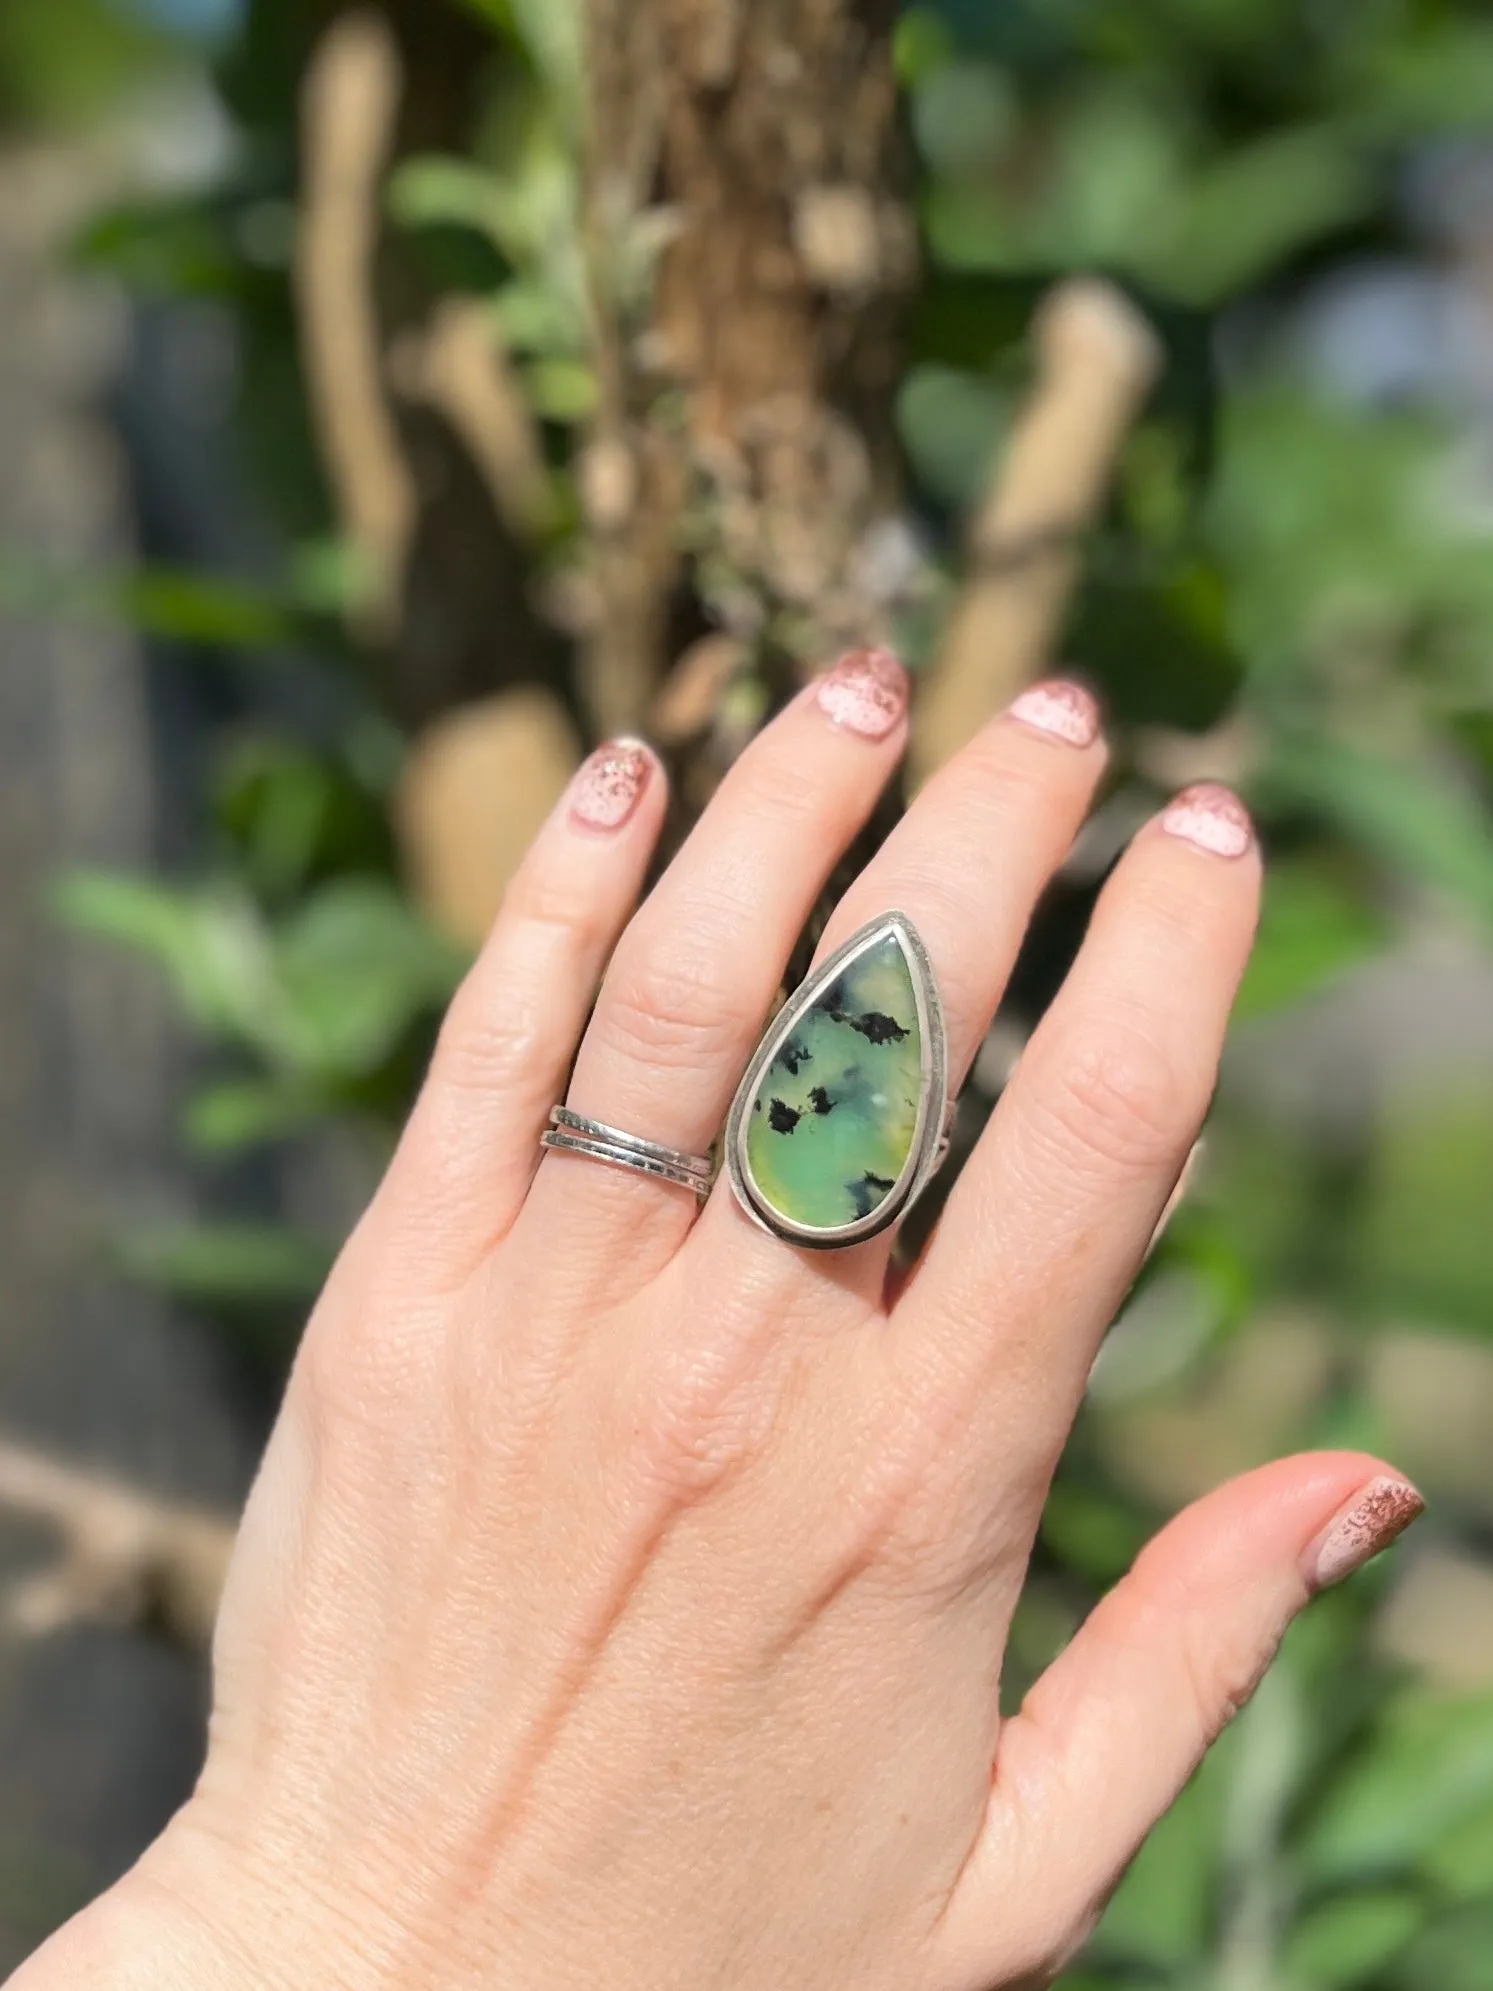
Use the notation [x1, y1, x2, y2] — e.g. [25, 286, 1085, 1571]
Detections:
[21, 654, 1422, 1991]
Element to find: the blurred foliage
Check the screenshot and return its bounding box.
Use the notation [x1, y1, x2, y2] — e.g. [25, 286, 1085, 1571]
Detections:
[6, 0, 1493, 1983]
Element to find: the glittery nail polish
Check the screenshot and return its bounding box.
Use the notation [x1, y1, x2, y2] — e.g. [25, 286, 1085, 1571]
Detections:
[1161, 783, 1254, 860]
[1009, 678, 1101, 748]
[815, 648, 908, 741]
[1307, 1476, 1425, 1593]
[570, 740, 653, 832]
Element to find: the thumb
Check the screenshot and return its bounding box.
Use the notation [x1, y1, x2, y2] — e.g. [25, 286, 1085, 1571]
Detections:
[938, 1454, 1423, 1984]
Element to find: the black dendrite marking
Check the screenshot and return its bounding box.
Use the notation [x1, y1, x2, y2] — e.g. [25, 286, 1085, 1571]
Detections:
[829, 1008, 909, 1046]
[768, 1099, 801, 1136]
[808, 1086, 835, 1116]
[776, 1035, 811, 1076]
[847, 1171, 898, 1219]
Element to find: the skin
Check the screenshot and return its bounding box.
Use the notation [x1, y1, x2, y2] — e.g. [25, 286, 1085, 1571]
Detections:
[14, 668, 1417, 1991]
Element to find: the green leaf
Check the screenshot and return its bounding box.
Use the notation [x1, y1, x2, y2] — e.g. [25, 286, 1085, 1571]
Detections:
[1040, 1478, 1151, 1585]
[1301, 1695, 1493, 1883]
[1066, 557, 1243, 731]
[53, 873, 296, 1059]
[72, 198, 240, 298]
[1356, 1092, 1493, 1338]
[897, 365, 1012, 512]
[0, 552, 288, 650]
[116, 1221, 334, 1307]
[1150, 126, 1372, 305]
[1357, 25, 1493, 136]
[1090, 1745, 1229, 1967]
[183, 1080, 326, 1153]
[894, 7, 955, 87]
[1422, 1795, 1493, 1901]
[1282, 1889, 1425, 1988]
[913, 63, 1015, 180]
[1265, 739, 1493, 931]
[523, 357, 599, 423]
[389, 155, 508, 239]
[1042, 87, 1186, 272]
[493, 277, 587, 356]
[0, 0, 172, 129]
[273, 880, 465, 1078]
[1234, 861, 1387, 1021]
[505, 0, 583, 123]
[1398, 1901, 1493, 1991]
[118, 568, 288, 649]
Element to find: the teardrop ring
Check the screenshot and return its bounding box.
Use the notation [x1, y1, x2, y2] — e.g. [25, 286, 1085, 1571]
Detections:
[725, 912, 953, 1251]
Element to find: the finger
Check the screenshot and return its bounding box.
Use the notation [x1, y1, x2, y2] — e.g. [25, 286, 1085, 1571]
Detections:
[519, 650, 911, 1277]
[690, 678, 1108, 1293]
[897, 786, 1261, 1455]
[380, 740, 666, 1282]
[936, 1456, 1425, 1985]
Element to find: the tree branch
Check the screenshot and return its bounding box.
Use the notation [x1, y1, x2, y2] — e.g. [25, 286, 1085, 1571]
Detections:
[911, 279, 1161, 788]
[0, 1441, 234, 1652]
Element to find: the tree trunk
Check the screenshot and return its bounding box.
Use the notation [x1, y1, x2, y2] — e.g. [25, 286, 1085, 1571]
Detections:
[582, 0, 913, 737]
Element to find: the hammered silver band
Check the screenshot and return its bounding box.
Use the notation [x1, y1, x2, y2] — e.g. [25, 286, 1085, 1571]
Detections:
[541, 1107, 715, 1199]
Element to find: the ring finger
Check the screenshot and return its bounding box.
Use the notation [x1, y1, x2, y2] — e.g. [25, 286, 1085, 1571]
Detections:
[690, 678, 1109, 1296]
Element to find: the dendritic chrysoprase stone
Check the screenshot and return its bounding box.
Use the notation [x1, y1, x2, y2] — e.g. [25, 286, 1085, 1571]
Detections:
[745, 932, 923, 1232]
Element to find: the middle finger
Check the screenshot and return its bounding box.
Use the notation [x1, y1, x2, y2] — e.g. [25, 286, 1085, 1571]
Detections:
[689, 678, 1108, 1295]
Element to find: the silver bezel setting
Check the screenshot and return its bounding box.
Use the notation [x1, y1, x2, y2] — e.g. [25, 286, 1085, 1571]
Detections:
[724, 912, 949, 1251]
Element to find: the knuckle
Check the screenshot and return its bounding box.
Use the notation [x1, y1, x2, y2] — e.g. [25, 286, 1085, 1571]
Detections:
[432, 968, 548, 1099]
[596, 938, 745, 1071]
[1180, 1619, 1276, 1746]
[500, 862, 610, 948]
[593, 1286, 789, 1506]
[294, 1239, 447, 1443]
[1038, 1021, 1200, 1178]
[600, 1344, 769, 1507]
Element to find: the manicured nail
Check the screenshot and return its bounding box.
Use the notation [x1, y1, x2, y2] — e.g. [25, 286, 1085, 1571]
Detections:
[1009, 678, 1101, 748]
[570, 739, 653, 832]
[815, 648, 909, 740]
[1161, 783, 1254, 859]
[1306, 1476, 1425, 1593]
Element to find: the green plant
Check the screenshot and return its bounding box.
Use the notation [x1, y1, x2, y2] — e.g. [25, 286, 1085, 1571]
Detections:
[15, 0, 1493, 1981]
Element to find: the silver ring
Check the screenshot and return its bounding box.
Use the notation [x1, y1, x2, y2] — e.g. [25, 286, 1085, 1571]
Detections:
[540, 1108, 715, 1199]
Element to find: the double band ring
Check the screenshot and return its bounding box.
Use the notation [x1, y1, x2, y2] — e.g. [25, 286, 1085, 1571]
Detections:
[542, 912, 954, 1252]
[540, 1108, 715, 1199]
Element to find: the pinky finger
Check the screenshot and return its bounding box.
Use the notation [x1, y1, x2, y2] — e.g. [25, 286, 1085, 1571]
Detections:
[381, 739, 667, 1279]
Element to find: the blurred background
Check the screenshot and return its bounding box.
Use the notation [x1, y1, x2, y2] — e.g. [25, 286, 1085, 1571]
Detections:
[2, 0, 1493, 1984]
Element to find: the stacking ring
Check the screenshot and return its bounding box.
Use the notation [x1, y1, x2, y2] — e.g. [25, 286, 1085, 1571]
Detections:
[726, 912, 953, 1251]
[540, 1107, 715, 1199]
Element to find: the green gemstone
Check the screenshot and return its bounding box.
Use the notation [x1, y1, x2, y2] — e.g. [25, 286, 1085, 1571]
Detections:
[745, 932, 923, 1232]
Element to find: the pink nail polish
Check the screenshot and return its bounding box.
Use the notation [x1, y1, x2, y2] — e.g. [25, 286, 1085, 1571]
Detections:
[570, 740, 653, 832]
[1306, 1476, 1425, 1593]
[1160, 783, 1254, 860]
[1009, 678, 1101, 748]
[815, 648, 908, 740]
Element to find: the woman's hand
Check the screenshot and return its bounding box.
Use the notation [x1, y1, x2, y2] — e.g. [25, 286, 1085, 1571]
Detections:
[21, 654, 1422, 1991]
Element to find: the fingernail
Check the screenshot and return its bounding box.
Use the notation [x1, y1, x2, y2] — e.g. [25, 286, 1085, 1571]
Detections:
[1009, 678, 1101, 748]
[815, 648, 909, 740]
[1306, 1476, 1425, 1593]
[570, 739, 654, 832]
[1161, 783, 1254, 860]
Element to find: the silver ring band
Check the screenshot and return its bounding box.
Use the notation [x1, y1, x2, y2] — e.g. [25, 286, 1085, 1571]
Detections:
[540, 1108, 715, 1198]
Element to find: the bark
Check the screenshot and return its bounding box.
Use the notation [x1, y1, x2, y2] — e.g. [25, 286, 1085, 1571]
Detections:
[583, 0, 913, 735]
